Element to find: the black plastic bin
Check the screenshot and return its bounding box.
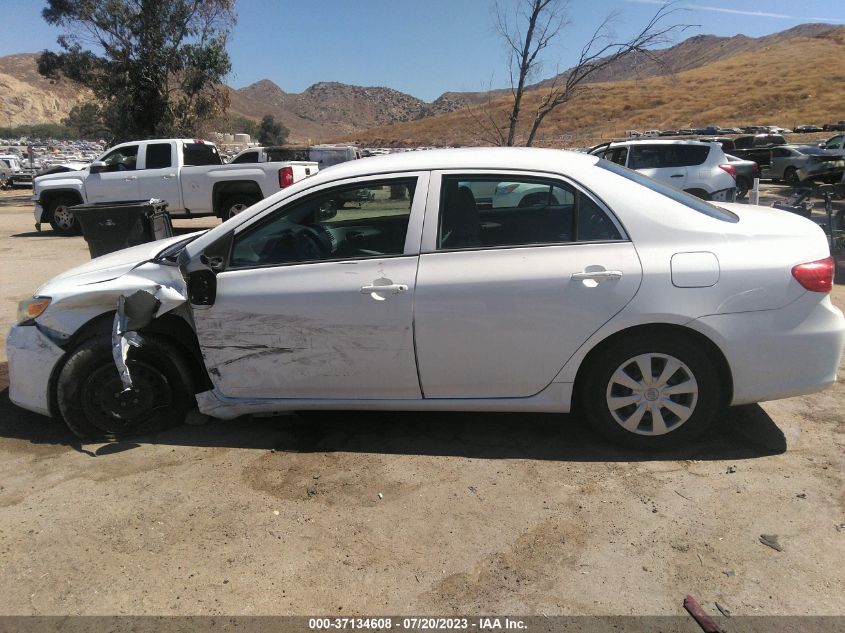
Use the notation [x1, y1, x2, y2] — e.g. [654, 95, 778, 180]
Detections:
[71, 199, 174, 258]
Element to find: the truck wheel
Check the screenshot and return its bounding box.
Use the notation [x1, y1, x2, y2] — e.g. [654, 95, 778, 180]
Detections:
[56, 334, 195, 439]
[47, 195, 82, 236]
[220, 194, 258, 221]
[784, 167, 799, 186]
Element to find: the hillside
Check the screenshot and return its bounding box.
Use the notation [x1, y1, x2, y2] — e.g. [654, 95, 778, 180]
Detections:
[342, 25, 845, 147]
[0, 54, 91, 127]
[0, 23, 842, 143]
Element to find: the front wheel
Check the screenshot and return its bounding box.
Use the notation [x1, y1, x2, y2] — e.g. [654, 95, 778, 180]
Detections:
[735, 176, 749, 199]
[784, 166, 800, 186]
[579, 333, 723, 450]
[46, 195, 82, 236]
[56, 334, 195, 439]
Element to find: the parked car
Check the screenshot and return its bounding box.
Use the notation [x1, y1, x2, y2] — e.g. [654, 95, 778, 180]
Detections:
[822, 120, 845, 131]
[731, 134, 787, 167]
[0, 154, 35, 188]
[794, 125, 823, 133]
[819, 134, 844, 150]
[765, 145, 845, 184]
[724, 154, 759, 199]
[589, 139, 736, 201]
[10, 148, 843, 450]
[32, 139, 320, 234]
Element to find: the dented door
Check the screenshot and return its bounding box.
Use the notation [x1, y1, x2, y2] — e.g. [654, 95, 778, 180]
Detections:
[190, 174, 429, 400]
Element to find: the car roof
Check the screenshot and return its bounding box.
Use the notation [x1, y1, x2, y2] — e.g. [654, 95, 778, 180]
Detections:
[605, 139, 714, 146]
[300, 147, 600, 186]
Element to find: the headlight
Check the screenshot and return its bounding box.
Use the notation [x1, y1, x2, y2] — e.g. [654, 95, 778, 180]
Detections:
[17, 297, 51, 324]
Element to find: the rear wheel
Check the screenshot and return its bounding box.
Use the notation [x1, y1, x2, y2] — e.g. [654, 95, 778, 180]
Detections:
[56, 334, 195, 439]
[579, 333, 723, 450]
[46, 194, 82, 235]
[219, 194, 259, 221]
[784, 166, 800, 186]
[735, 176, 750, 199]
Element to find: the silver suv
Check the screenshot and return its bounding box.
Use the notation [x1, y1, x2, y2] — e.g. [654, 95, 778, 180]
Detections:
[590, 140, 737, 201]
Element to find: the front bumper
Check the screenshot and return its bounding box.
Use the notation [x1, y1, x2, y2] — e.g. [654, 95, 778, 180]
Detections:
[34, 201, 44, 231]
[6, 324, 65, 417]
[692, 294, 845, 405]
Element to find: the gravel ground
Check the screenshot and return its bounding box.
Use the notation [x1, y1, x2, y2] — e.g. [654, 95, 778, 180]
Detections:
[0, 185, 843, 617]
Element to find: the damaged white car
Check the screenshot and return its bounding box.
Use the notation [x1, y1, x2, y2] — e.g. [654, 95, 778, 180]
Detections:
[7, 148, 845, 449]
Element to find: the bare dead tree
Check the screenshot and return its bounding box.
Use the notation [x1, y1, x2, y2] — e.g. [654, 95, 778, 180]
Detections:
[494, 0, 691, 146]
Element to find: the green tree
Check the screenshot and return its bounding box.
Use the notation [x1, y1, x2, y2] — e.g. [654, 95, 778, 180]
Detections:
[38, 0, 236, 142]
[257, 114, 289, 146]
[62, 103, 108, 139]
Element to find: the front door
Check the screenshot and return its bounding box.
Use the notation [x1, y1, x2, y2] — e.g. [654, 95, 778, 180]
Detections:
[413, 171, 642, 399]
[85, 143, 141, 202]
[191, 174, 428, 400]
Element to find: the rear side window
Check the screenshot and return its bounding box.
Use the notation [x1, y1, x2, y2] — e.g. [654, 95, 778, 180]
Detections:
[145, 143, 172, 169]
[183, 143, 222, 166]
[231, 151, 259, 164]
[598, 160, 739, 223]
[630, 144, 708, 169]
[437, 175, 622, 250]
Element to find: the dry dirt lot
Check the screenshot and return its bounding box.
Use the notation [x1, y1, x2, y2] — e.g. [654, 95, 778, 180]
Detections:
[0, 187, 843, 619]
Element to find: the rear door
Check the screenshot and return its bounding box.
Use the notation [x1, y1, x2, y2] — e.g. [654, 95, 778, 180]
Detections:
[413, 171, 642, 399]
[628, 144, 687, 189]
[137, 142, 183, 210]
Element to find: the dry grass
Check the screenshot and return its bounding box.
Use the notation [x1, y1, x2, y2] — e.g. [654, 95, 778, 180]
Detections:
[342, 28, 845, 148]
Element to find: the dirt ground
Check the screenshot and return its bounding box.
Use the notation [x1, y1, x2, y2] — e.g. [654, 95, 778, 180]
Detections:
[0, 186, 843, 618]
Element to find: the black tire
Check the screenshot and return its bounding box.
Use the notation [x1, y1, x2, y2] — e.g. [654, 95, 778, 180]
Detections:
[56, 334, 195, 439]
[46, 194, 82, 235]
[578, 332, 723, 450]
[784, 166, 799, 186]
[219, 194, 259, 221]
[684, 189, 711, 200]
[735, 176, 749, 200]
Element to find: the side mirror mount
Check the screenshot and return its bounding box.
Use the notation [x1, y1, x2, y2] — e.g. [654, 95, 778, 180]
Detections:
[89, 161, 107, 174]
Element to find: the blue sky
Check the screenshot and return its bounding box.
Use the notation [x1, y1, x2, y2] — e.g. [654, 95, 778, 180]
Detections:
[2, 0, 844, 101]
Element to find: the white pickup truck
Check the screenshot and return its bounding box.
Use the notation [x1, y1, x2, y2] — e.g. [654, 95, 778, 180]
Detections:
[32, 138, 318, 235]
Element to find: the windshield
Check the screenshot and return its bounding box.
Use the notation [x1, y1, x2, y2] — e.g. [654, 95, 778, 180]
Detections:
[597, 159, 739, 223]
[155, 232, 206, 262]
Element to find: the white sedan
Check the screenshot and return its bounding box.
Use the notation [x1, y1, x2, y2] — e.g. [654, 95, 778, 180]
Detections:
[7, 148, 845, 449]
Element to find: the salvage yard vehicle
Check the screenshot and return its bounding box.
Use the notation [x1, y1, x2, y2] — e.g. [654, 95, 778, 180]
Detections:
[765, 145, 845, 185]
[589, 139, 737, 201]
[7, 148, 845, 450]
[0, 154, 34, 188]
[723, 154, 759, 199]
[32, 139, 319, 235]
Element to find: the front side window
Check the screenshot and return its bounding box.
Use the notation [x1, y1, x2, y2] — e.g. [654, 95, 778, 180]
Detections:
[437, 175, 621, 250]
[99, 145, 138, 172]
[145, 143, 172, 169]
[231, 179, 416, 268]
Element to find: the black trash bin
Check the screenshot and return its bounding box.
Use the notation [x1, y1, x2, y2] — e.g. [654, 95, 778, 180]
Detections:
[71, 199, 174, 258]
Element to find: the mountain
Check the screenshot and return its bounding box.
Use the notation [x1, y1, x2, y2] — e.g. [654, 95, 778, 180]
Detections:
[344, 25, 845, 147]
[0, 54, 91, 127]
[0, 23, 841, 143]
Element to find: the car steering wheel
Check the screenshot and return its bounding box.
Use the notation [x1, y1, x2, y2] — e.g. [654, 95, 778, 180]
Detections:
[293, 225, 332, 261]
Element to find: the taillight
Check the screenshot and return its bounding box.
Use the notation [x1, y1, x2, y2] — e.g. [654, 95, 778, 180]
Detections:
[279, 166, 294, 188]
[792, 256, 834, 292]
[718, 164, 736, 178]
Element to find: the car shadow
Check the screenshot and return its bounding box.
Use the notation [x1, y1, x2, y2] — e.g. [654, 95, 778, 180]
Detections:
[0, 362, 786, 462]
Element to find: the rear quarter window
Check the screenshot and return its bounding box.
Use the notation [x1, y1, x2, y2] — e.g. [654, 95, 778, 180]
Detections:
[598, 160, 739, 223]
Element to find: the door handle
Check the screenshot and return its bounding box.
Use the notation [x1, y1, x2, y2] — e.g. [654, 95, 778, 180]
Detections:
[670, 174, 684, 178]
[124, 176, 137, 181]
[361, 284, 408, 295]
[162, 174, 175, 179]
[571, 270, 623, 281]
